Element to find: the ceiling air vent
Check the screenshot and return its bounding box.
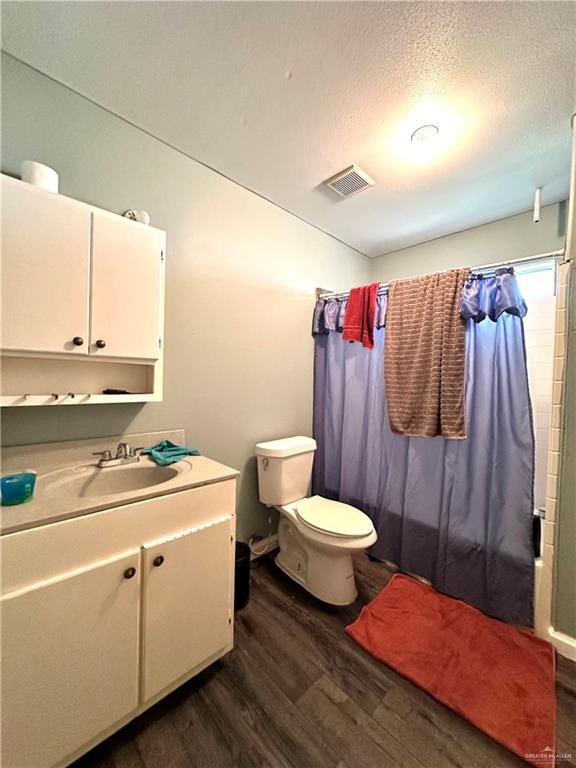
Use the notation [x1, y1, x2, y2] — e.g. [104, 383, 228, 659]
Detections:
[325, 165, 375, 198]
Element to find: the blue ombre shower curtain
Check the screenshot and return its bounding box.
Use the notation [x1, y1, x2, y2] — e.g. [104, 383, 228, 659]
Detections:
[312, 272, 535, 626]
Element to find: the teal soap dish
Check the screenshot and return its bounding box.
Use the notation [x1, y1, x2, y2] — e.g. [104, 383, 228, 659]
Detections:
[1, 472, 37, 506]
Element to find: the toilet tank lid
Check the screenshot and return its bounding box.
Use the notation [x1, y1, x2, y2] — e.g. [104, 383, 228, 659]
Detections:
[255, 436, 317, 458]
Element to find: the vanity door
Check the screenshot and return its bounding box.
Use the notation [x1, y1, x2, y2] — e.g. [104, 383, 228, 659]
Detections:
[141, 516, 234, 702]
[1, 548, 141, 768]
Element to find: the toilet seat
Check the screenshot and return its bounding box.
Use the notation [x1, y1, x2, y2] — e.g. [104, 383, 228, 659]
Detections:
[294, 496, 374, 539]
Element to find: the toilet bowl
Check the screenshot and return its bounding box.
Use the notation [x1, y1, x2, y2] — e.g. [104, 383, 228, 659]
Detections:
[275, 496, 377, 605]
[255, 437, 377, 606]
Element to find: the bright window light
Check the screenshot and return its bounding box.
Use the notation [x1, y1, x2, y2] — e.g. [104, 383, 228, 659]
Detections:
[514, 260, 556, 299]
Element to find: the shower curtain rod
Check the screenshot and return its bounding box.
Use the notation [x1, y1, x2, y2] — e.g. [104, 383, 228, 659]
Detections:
[317, 248, 566, 301]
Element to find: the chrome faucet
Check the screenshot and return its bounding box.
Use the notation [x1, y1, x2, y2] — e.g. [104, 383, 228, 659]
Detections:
[93, 442, 144, 468]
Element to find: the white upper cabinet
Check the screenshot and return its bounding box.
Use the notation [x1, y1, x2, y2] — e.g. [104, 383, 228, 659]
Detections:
[0, 175, 165, 362]
[91, 210, 165, 360]
[0, 174, 166, 405]
[1, 175, 91, 354]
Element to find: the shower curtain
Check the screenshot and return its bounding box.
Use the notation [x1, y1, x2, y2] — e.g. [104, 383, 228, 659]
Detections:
[312, 271, 535, 626]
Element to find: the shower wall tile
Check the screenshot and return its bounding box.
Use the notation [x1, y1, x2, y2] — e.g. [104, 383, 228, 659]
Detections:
[523, 289, 556, 509]
[544, 264, 570, 508]
[542, 543, 555, 570]
[554, 355, 566, 382]
[553, 381, 564, 403]
[530, 378, 553, 399]
[548, 451, 560, 476]
[549, 427, 561, 453]
[535, 544, 554, 634]
[547, 473, 558, 497]
[536, 262, 571, 640]
[555, 332, 567, 357]
[543, 520, 556, 547]
[556, 308, 568, 334]
[533, 396, 552, 416]
[538, 413, 552, 434]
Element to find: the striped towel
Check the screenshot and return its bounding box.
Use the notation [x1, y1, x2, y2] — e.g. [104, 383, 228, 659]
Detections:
[384, 268, 469, 438]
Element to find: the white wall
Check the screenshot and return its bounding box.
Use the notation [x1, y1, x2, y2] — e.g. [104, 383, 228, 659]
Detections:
[518, 280, 556, 510]
[371, 203, 567, 282]
[0, 53, 370, 541]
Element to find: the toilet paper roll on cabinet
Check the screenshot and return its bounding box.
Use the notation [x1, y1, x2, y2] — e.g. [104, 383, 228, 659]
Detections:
[21, 161, 59, 193]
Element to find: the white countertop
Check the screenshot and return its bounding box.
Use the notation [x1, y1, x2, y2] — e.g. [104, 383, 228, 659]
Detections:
[1, 430, 239, 536]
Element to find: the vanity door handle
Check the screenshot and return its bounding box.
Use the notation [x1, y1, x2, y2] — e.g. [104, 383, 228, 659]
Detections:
[153, 555, 165, 567]
[72, 336, 84, 346]
[123, 567, 137, 579]
[95, 339, 106, 349]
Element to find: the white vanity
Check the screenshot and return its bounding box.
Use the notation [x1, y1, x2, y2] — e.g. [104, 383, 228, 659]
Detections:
[0, 431, 239, 768]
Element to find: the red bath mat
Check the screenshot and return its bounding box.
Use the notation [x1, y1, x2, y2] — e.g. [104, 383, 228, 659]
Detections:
[346, 574, 556, 767]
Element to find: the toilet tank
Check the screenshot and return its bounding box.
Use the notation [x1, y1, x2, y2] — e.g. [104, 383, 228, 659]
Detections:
[255, 436, 317, 506]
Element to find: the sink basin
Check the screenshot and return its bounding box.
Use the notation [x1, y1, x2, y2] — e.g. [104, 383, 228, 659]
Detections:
[42, 462, 183, 499]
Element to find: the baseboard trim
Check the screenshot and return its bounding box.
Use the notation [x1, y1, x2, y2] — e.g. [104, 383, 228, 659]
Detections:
[548, 627, 576, 662]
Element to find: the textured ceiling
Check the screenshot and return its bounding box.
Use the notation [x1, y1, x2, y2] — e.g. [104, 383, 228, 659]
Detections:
[2, 1, 575, 257]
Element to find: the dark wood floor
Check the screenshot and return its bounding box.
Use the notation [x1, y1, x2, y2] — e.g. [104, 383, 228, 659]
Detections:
[75, 554, 576, 768]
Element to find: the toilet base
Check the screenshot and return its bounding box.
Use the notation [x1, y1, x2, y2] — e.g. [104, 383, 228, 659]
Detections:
[275, 516, 359, 606]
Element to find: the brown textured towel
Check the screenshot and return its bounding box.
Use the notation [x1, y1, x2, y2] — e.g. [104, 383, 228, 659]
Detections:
[384, 268, 469, 438]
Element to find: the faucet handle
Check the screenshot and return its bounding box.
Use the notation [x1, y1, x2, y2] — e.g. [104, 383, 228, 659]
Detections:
[116, 442, 130, 459]
[129, 446, 145, 457]
[93, 450, 112, 461]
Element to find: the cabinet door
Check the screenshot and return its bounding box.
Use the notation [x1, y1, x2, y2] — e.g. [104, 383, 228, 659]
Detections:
[1, 549, 141, 768]
[142, 517, 234, 702]
[1, 175, 90, 354]
[91, 210, 165, 360]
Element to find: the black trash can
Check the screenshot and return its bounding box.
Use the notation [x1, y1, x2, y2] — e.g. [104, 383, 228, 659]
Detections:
[234, 541, 251, 611]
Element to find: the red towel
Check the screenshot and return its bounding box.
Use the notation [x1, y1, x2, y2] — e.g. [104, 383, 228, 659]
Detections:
[342, 282, 379, 349]
[346, 574, 557, 767]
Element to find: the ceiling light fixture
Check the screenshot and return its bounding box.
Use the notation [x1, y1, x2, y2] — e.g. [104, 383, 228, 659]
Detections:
[411, 124, 440, 145]
[389, 102, 464, 166]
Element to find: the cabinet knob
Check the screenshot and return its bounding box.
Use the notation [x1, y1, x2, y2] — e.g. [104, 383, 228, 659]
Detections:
[95, 339, 106, 349]
[123, 567, 137, 579]
[153, 555, 165, 568]
[72, 336, 84, 346]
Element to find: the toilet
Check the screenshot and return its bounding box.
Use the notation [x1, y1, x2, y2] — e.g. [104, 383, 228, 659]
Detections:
[255, 436, 377, 605]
